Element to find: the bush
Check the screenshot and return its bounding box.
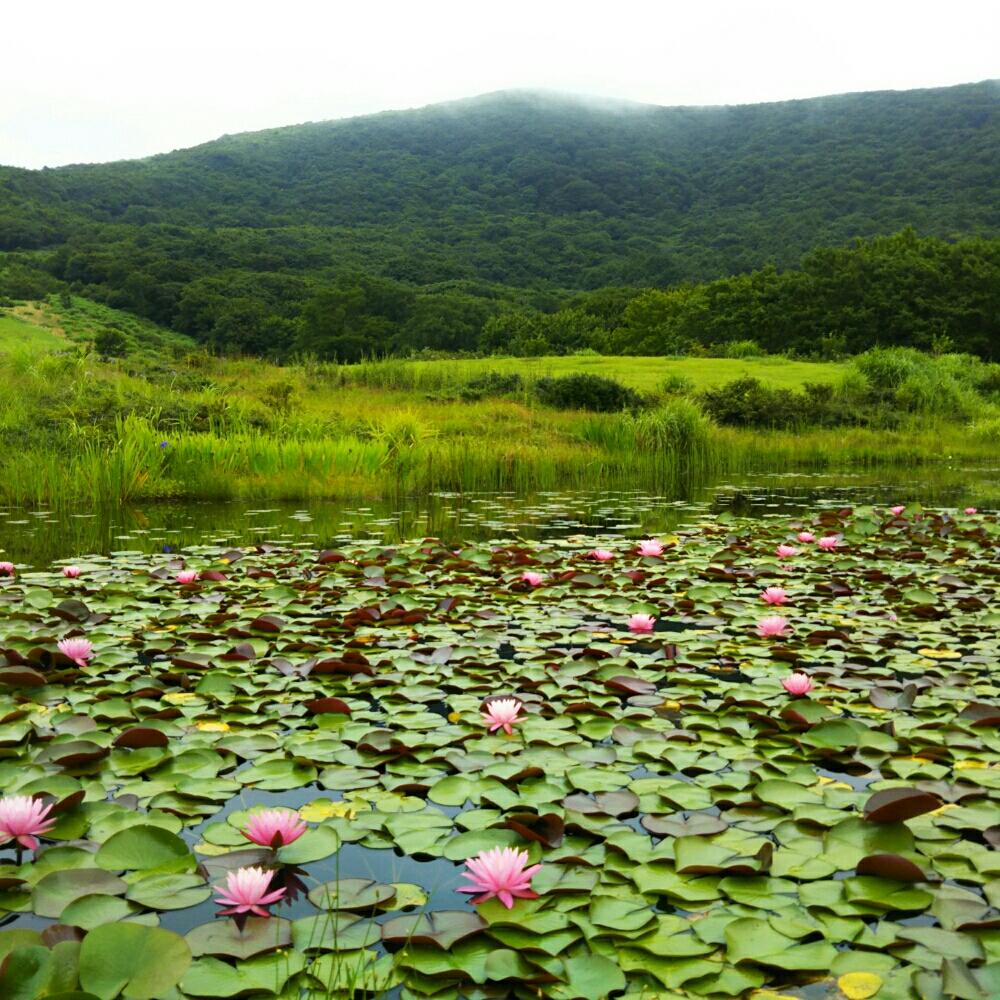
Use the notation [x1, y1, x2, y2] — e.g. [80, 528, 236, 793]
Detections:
[854, 348, 921, 391]
[699, 377, 805, 428]
[534, 374, 644, 412]
[259, 380, 297, 416]
[94, 327, 129, 359]
[628, 399, 713, 456]
[658, 373, 696, 396]
[459, 371, 523, 401]
[722, 339, 765, 359]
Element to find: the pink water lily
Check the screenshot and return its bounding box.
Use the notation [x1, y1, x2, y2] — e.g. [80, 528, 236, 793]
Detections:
[782, 672, 814, 696]
[242, 809, 307, 849]
[797, 531, 815, 543]
[457, 847, 541, 909]
[628, 613, 656, 633]
[637, 539, 664, 557]
[890, 505, 906, 516]
[57, 637, 93, 666]
[589, 548, 614, 561]
[214, 866, 286, 917]
[0, 562, 14, 576]
[964, 507, 978, 515]
[757, 615, 790, 638]
[776, 544, 798, 559]
[761, 586, 787, 606]
[521, 571, 544, 587]
[817, 536, 840, 551]
[176, 570, 199, 584]
[0, 795, 56, 851]
[482, 698, 524, 735]
[62, 566, 81, 578]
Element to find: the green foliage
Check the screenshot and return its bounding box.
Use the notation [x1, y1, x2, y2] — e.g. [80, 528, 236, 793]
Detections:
[699, 349, 1000, 429]
[458, 371, 524, 401]
[614, 231, 1000, 359]
[0, 84, 997, 359]
[94, 325, 129, 358]
[535, 373, 644, 412]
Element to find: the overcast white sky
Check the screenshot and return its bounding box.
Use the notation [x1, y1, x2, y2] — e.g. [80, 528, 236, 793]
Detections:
[2, 0, 997, 168]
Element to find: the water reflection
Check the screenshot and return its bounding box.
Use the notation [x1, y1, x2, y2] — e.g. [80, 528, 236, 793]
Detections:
[1, 465, 996, 566]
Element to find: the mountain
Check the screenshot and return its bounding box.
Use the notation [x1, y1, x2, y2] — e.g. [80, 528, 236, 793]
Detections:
[0, 82, 998, 355]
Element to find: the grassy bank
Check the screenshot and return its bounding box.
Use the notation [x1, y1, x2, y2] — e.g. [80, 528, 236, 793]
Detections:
[0, 297, 998, 507]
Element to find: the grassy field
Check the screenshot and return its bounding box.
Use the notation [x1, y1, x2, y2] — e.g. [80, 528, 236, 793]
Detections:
[0, 311, 66, 350]
[0, 295, 996, 507]
[358, 354, 846, 392]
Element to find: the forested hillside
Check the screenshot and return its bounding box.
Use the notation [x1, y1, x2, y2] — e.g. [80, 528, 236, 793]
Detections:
[1, 82, 998, 357]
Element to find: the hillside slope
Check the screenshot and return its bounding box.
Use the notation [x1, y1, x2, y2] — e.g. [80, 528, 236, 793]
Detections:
[0, 83, 998, 356]
[3, 83, 999, 277]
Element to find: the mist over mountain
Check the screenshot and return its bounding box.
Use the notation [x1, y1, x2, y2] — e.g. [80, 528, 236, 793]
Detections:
[1, 81, 998, 357]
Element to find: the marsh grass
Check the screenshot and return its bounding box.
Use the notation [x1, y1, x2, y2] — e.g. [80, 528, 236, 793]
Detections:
[1, 328, 997, 508]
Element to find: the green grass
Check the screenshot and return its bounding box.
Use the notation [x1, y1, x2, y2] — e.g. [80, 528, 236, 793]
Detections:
[0, 298, 996, 508]
[0, 312, 66, 350]
[336, 354, 845, 394]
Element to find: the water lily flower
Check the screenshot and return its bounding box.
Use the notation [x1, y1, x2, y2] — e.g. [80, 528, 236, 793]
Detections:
[0, 562, 14, 576]
[457, 847, 541, 909]
[57, 637, 93, 666]
[797, 531, 815, 543]
[776, 544, 798, 559]
[176, 570, 199, 584]
[0, 795, 56, 851]
[637, 539, 664, 557]
[964, 507, 978, 515]
[782, 672, 813, 696]
[62, 566, 81, 578]
[817, 536, 839, 551]
[482, 698, 524, 735]
[589, 548, 614, 561]
[757, 615, 790, 638]
[890, 505, 906, 516]
[761, 586, 787, 605]
[521, 571, 544, 587]
[242, 808, 307, 849]
[213, 866, 285, 917]
[628, 613, 656, 633]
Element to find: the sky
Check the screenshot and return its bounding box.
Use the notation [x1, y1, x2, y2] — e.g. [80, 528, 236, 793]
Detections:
[2, 0, 998, 168]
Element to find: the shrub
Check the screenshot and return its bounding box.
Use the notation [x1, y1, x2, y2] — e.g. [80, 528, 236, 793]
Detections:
[259, 380, 297, 416]
[658, 373, 696, 396]
[699, 377, 804, 428]
[459, 371, 523, 401]
[629, 399, 713, 456]
[94, 327, 129, 359]
[854, 348, 921, 391]
[534, 374, 643, 412]
[722, 339, 765, 359]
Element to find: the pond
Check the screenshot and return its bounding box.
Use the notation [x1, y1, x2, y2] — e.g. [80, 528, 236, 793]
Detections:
[1, 462, 997, 565]
[0, 467, 997, 998]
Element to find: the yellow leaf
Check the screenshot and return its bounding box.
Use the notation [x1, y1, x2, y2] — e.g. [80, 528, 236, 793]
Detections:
[193, 841, 236, 856]
[195, 721, 230, 733]
[837, 971, 882, 999]
[917, 648, 960, 659]
[447, 711, 462, 723]
[390, 883, 428, 908]
[955, 759, 989, 770]
[162, 692, 197, 705]
[660, 700, 682, 710]
[300, 800, 357, 822]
